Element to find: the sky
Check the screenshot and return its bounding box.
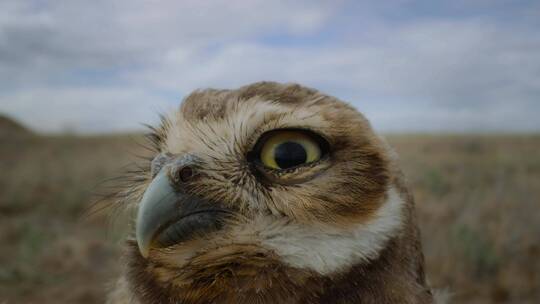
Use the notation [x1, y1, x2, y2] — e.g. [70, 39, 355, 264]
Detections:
[0, 0, 539, 133]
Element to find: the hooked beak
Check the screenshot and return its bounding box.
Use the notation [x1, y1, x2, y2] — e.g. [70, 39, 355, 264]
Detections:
[135, 170, 228, 258]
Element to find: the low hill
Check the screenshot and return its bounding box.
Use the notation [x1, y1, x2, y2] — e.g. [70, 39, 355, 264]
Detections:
[0, 114, 33, 138]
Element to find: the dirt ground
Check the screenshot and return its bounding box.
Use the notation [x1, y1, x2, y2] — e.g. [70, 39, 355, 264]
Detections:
[1, 131, 539, 303]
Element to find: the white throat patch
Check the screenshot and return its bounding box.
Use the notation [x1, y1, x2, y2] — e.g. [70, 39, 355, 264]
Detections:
[244, 187, 405, 275]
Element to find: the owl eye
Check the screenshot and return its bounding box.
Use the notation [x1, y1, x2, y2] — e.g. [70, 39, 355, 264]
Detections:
[255, 130, 326, 170]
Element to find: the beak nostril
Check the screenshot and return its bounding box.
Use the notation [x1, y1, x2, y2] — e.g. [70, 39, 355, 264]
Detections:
[178, 166, 194, 183]
[166, 155, 199, 186]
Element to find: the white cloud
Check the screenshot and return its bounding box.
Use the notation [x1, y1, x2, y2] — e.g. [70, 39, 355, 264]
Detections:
[1, 87, 174, 133]
[0, 0, 539, 133]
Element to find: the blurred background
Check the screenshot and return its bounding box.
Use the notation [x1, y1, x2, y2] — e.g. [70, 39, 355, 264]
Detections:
[0, 1, 539, 303]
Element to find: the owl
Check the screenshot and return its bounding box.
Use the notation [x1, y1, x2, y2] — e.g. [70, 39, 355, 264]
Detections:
[107, 82, 435, 303]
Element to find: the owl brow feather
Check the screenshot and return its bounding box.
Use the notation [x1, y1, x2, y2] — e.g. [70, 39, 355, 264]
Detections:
[141, 113, 172, 152]
[226, 111, 243, 156]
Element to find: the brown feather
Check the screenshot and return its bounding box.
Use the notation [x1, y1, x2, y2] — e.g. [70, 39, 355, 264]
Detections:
[108, 82, 435, 303]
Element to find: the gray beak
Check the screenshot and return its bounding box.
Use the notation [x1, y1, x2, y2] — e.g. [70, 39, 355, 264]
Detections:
[136, 170, 178, 258]
[135, 169, 229, 258]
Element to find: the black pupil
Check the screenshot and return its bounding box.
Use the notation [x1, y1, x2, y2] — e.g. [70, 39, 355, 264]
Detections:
[274, 141, 307, 169]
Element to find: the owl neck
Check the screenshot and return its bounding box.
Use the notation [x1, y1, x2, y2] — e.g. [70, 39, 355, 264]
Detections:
[124, 228, 433, 304]
[316, 236, 434, 304]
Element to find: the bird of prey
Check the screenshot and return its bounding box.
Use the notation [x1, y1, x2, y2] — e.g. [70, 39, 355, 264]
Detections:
[107, 82, 436, 304]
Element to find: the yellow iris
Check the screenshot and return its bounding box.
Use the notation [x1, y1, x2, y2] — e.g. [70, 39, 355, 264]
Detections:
[260, 131, 322, 169]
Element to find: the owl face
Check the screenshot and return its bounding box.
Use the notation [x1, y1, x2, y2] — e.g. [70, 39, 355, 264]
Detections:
[129, 83, 405, 296]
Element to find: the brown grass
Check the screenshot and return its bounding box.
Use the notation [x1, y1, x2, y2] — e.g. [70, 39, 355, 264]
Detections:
[1, 133, 539, 303]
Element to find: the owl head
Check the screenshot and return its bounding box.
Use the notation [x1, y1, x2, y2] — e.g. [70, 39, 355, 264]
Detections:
[122, 82, 414, 303]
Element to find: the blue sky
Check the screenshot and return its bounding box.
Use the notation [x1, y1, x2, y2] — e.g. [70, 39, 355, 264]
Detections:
[1, 0, 539, 133]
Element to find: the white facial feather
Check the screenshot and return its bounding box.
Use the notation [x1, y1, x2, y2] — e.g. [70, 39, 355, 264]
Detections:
[164, 98, 329, 156]
[228, 186, 405, 275]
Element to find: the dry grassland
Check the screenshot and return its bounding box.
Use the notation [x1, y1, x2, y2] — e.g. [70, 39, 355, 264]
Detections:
[1, 129, 538, 303]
